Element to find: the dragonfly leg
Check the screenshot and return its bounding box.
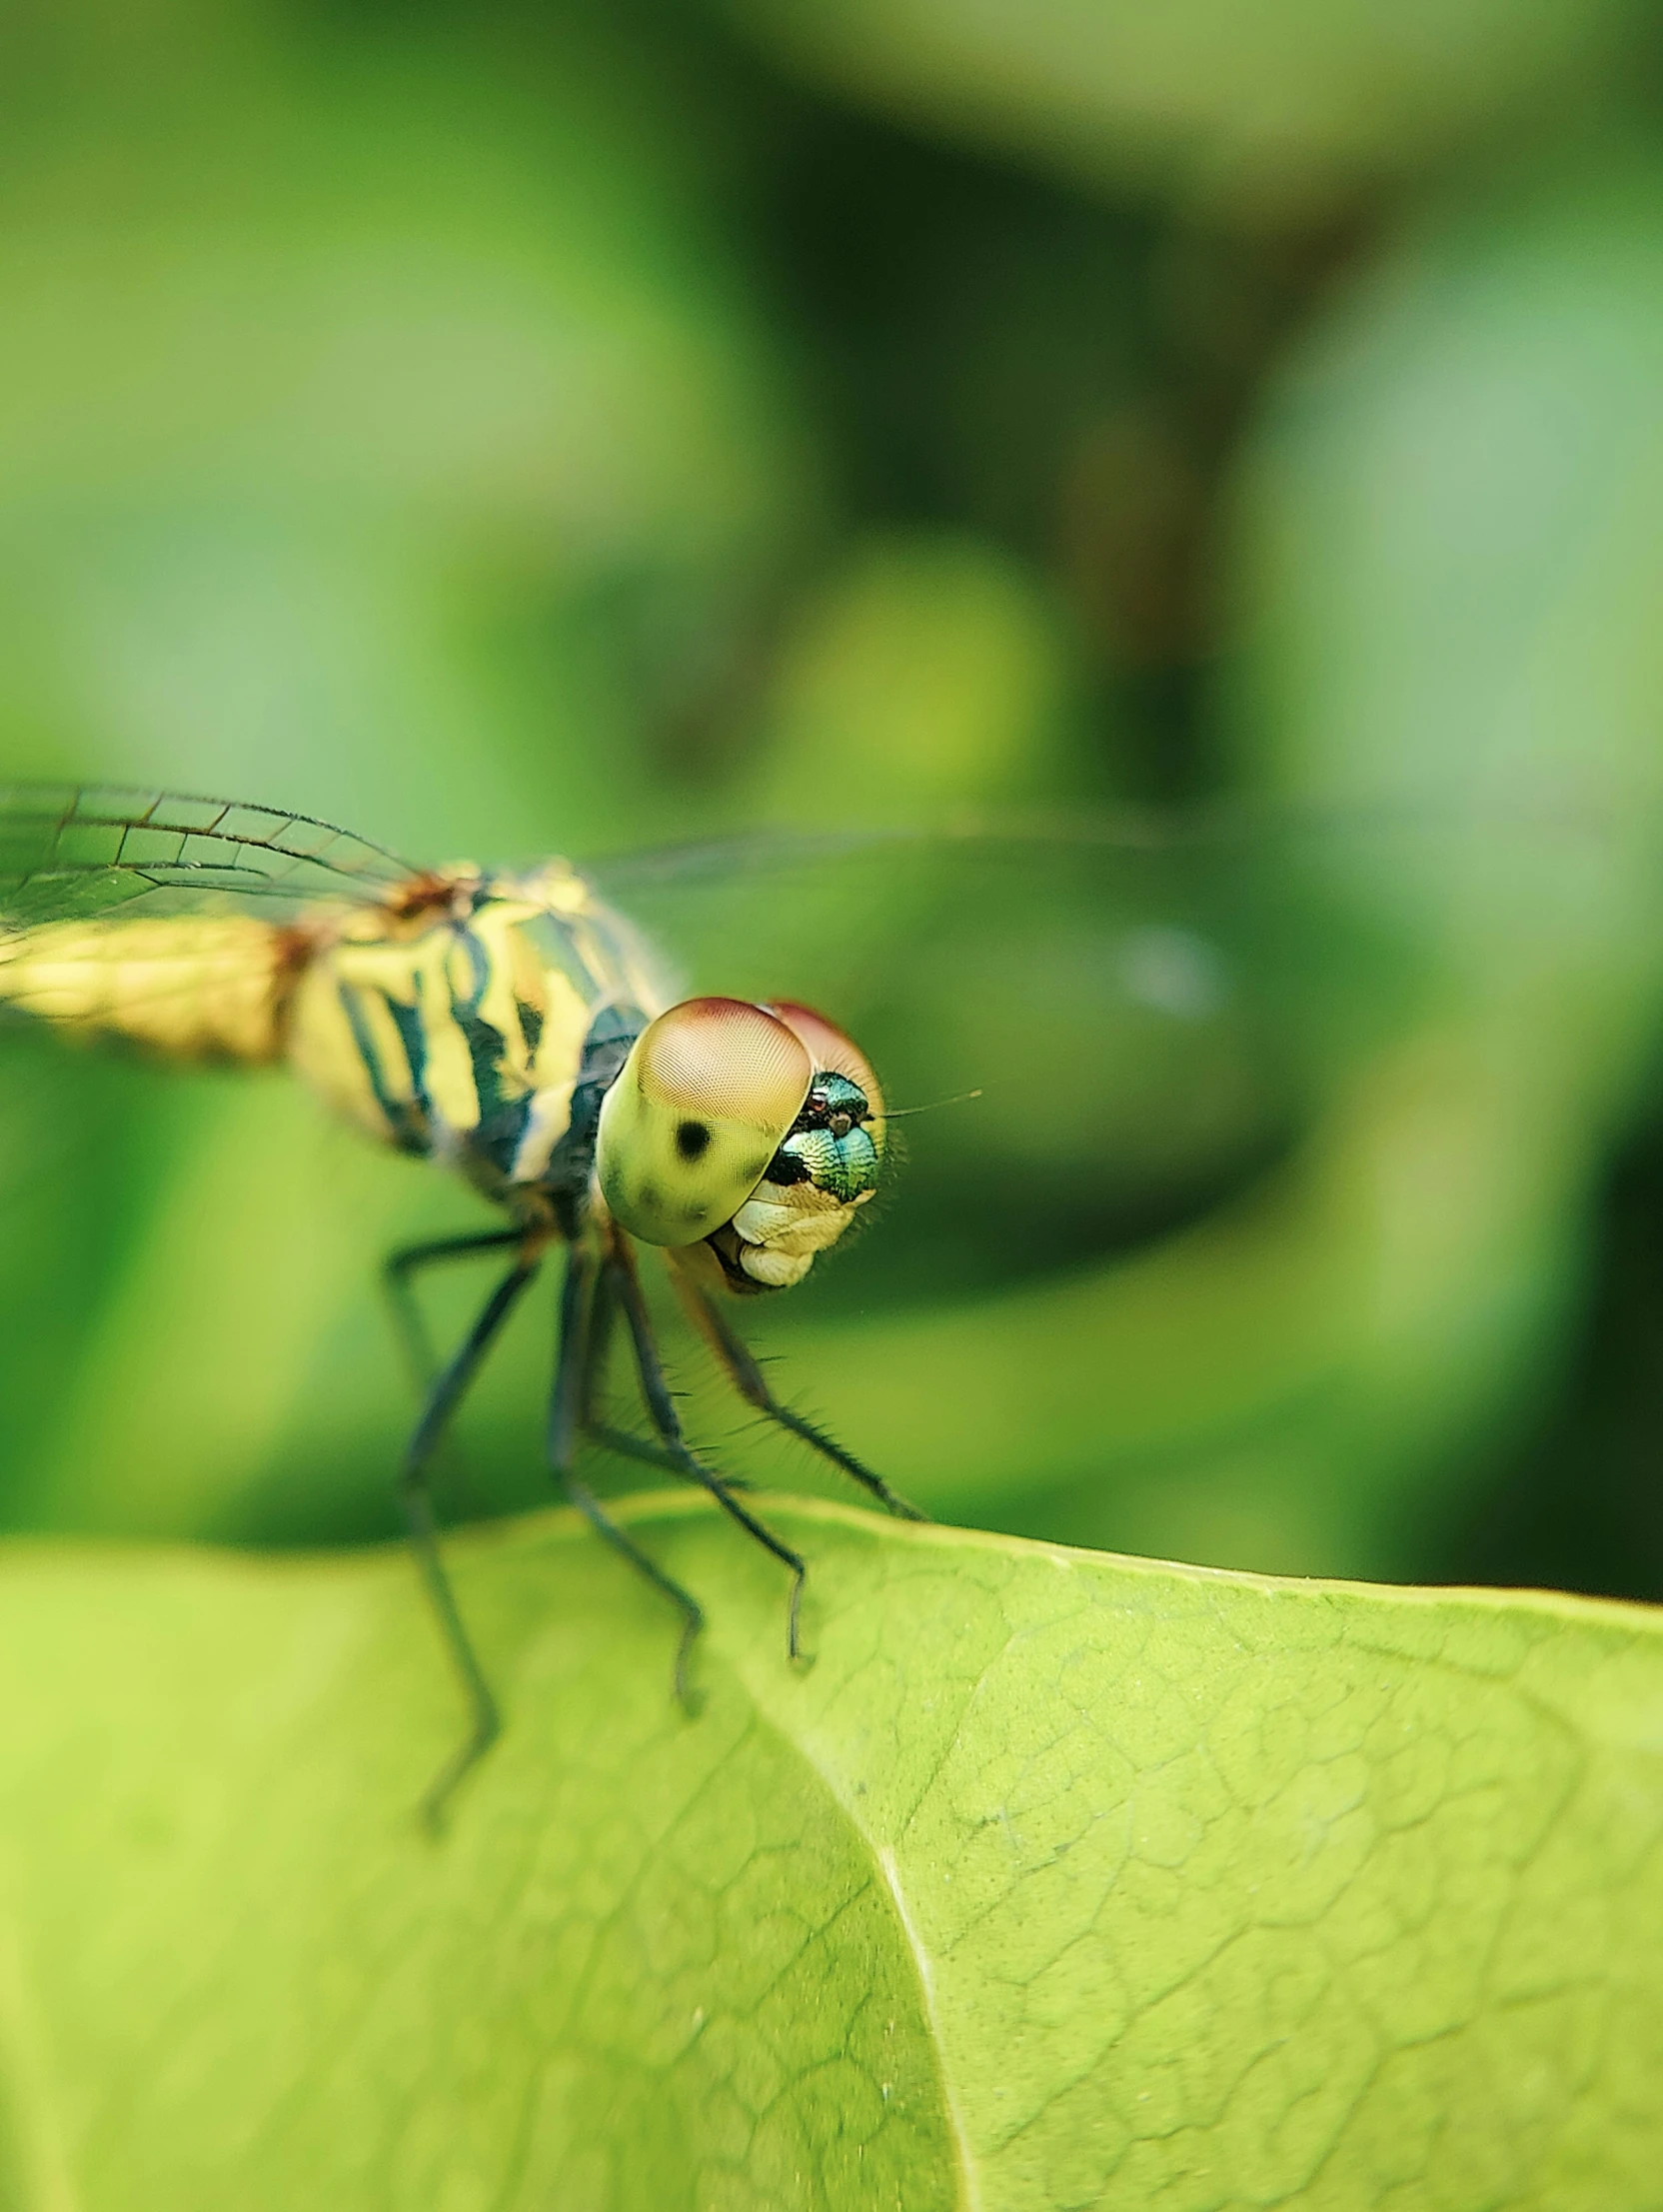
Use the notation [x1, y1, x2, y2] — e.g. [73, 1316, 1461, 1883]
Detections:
[383, 1227, 526, 1394]
[605, 1238, 810, 1663]
[579, 1255, 761, 1494]
[547, 1243, 704, 1709]
[400, 1252, 541, 1831]
[669, 1257, 926, 1521]
[580, 1258, 678, 1476]
[579, 1261, 751, 1487]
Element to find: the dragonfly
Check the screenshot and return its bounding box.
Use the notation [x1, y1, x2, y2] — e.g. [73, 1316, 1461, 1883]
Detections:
[0, 784, 938, 1824]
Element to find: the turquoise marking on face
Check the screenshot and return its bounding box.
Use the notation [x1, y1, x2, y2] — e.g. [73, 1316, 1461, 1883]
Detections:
[779, 1076, 880, 1204]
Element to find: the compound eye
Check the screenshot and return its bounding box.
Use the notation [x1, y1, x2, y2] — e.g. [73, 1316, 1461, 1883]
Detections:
[766, 1002, 884, 1147]
[597, 999, 813, 1245]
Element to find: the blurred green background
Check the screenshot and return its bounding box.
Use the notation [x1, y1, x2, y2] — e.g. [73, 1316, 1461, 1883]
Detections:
[4, 0, 1663, 1602]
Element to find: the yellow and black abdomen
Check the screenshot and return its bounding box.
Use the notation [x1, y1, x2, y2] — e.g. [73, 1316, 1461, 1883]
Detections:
[0, 864, 668, 1206]
[0, 916, 292, 1063]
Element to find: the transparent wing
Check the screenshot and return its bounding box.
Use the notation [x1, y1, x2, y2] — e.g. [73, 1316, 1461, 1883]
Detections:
[587, 800, 1632, 1308]
[0, 784, 417, 925]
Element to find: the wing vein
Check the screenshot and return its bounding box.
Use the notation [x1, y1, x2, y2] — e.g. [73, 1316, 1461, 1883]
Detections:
[0, 782, 420, 926]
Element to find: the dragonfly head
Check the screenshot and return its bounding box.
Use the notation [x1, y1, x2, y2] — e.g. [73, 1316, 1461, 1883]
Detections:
[595, 997, 883, 1291]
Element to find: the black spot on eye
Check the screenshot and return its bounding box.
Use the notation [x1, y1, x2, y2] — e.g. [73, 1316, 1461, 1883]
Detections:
[676, 1119, 712, 1161]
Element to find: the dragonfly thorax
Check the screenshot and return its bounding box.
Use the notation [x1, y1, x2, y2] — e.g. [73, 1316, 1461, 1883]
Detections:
[285, 861, 667, 1199]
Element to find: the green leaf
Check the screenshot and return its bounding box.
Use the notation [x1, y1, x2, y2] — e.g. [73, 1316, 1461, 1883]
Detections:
[717, 0, 1649, 222]
[0, 1497, 1659, 2207]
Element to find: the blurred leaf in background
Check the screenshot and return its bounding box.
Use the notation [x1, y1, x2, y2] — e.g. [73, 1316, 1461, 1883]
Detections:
[0, 0, 826, 1540]
[701, 136, 1663, 1589]
[713, 0, 1653, 221]
[0, 0, 1660, 1625]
